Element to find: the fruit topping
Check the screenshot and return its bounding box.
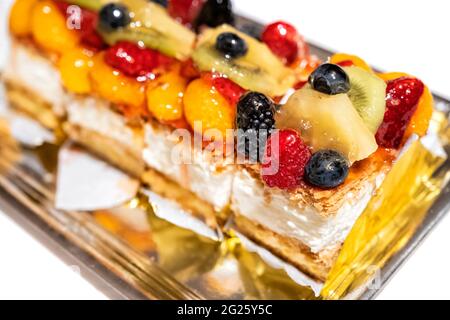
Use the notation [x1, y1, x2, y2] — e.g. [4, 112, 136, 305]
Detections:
[54, 0, 106, 50]
[375, 77, 425, 149]
[308, 63, 350, 95]
[404, 85, 433, 141]
[192, 25, 296, 97]
[146, 67, 188, 123]
[194, 0, 234, 31]
[31, 0, 80, 54]
[90, 52, 146, 108]
[216, 32, 248, 59]
[261, 129, 311, 190]
[305, 150, 350, 189]
[236, 92, 276, 161]
[99, 3, 131, 30]
[152, 0, 168, 7]
[168, 0, 205, 27]
[330, 53, 372, 72]
[276, 86, 378, 163]
[343, 66, 387, 133]
[204, 73, 246, 106]
[104, 41, 158, 77]
[9, 0, 38, 37]
[98, 0, 195, 60]
[261, 21, 306, 65]
[59, 48, 93, 94]
[183, 78, 235, 137]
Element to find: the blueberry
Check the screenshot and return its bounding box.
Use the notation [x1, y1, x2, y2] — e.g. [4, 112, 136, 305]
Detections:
[216, 32, 248, 58]
[150, 0, 168, 7]
[308, 63, 350, 95]
[194, 0, 234, 31]
[99, 3, 131, 31]
[305, 150, 349, 189]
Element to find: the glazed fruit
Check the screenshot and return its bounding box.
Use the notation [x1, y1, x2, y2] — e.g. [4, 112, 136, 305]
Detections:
[404, 85, 433, 140]
[305, 150, 350, 189]
[216, 32, 248, 59]
[64, 0, 103, 11]
[146, 69, 187, 123]
[344, 66, 387, 133]
[152, 0, 168, 7]
[104, 41, 158, 77]
[236, 92, 276, 161]
[261, 21, 305, 65]
[183, 78, 235, 137]
[193, 25, 296, 97]
[98, 0, 196, 60]
[261, 129, 311, 190]
[54, 1, 105, 50]
[90, 52, 146, 108]
[9, 0, 38, 37]
[31, 0, 80, 54]
[194, 0, 234, 31]
[59, 48, 93, 94]
[276, 87, 378, 163]
[168, 0, 205, 26]
[330, 53, 372, 72]
[205, 74, 246, 106]
[308, 63, 350, 95]
[99, 3, 131, 30]
[376, 77, 425, 149]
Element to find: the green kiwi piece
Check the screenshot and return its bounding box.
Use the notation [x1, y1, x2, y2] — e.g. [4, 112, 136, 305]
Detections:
[344, 66, 387, 133]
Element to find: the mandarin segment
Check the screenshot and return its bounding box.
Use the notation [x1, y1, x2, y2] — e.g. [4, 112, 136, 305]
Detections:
[59, 48, 93, 94]
[31, 0, 80, 54]
[9, 0, 39, 36]
[90, 52, 146, 108]
[404, 85, 434, 141]
[183, 78, 236, 138]
[330, 53, 372, 72]
[146, 69, 188, 123]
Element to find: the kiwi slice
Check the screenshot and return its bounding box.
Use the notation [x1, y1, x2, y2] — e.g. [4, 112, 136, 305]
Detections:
[343, 66, 387, 133]
[192, 25, 296, 97]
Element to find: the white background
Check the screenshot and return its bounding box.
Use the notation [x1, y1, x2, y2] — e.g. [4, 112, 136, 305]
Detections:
[1, 0, 450, 300]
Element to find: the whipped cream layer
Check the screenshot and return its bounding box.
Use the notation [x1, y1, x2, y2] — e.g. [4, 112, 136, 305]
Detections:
[66, 96, 143, 152]
[4, 41, 65, 116]
[232, 169, 385, 253]
[143, 124, 234, 211]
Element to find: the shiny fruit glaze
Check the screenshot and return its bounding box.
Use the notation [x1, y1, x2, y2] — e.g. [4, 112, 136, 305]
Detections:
[376, 77, 425, 149]
[168, 0, 206, 27]
[58, 48, 93, 94]
[90, 52, 146, 109]
[31, 0, 80, 55]
[9, 0, 39, 37]
[183, 78, 235, 138]
[261, 129, 311, 190]
[204, 73, 246, 107]
[146, 67, 188, 123]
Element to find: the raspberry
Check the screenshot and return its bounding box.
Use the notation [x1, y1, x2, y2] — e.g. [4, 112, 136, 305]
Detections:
[168, 0, 206, 27]
[104, 41, 158, 78]
[54, 0, 106, 50]
[204, 73, 246, 106]
[261, 129, 311, 189]
[376, 77, 425, 149]
[262, 21, 307, 65]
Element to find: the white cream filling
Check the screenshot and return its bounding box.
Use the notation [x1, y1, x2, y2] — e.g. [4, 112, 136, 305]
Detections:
[3, 41, 65, 116]
[231, 169, 385, 254]
[143, 124, 234, 211]
[65, 96, 143, 152]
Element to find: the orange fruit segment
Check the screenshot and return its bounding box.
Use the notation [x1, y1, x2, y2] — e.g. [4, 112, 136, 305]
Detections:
[90, 52, 146, 109]
[9, 0, 39, 37]
[330, 53, 372, 72]
[183, 78, 236, 138]
[31, 0, 80, 55]
[59, 48, 93, 94]
[146, 68, 188, 123]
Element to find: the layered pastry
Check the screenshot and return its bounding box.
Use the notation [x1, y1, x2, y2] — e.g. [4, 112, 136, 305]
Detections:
[3, 0, 434, 281]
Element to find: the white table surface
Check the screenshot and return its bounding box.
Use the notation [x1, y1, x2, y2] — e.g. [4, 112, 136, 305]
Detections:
[1, 0, 449, 300]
